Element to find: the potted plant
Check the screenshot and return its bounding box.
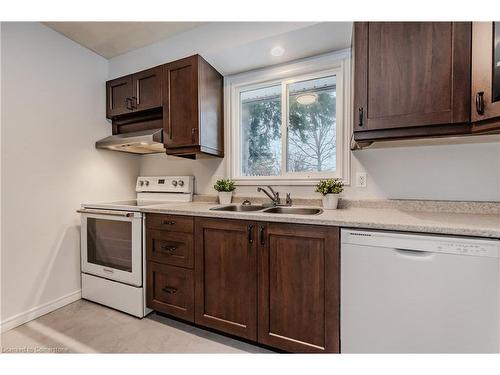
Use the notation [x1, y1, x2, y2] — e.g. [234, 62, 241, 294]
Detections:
[315, 178, 344, 209]
[214, 178, 236, 205]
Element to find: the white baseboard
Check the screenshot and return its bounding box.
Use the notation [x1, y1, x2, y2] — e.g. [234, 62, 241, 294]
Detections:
[1, 290, 81, 333]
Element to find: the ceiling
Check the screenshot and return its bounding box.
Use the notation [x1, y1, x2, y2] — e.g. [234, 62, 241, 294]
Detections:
[43, 22, 204, 58]
[43, 22, 353, 75]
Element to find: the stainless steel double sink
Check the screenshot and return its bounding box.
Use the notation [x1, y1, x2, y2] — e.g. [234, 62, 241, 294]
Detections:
[210, 205, 323, 215]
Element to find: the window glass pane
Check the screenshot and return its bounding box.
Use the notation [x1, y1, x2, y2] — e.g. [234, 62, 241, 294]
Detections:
[240, 85, 282, 176]
[287, 76, 337, 173]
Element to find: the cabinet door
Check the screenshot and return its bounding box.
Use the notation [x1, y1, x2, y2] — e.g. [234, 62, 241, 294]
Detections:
[258, 223, 340, 353]
[471, 22, 500, 127]
[354, 22, 471, 132]
[194, 218, 257, 340]
[132, 66, 162, 112]
[146, 262, 194, 322]
[106, 75, 133, 118]
[163, 56, 199, 148]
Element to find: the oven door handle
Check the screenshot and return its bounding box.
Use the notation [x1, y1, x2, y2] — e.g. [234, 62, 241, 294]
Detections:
[77, 209, 135, 217]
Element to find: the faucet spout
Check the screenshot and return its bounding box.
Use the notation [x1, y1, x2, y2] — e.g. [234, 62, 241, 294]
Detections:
[257, 186, 280, 205]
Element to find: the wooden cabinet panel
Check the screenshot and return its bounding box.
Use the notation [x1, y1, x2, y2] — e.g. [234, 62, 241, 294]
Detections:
[146, 213, 193, 233]
[353, 22, 471, 140]
[132, 66, 162, 112]
[146, 229, 193, 268]
[471, 22, 500, 129]
[194, 217, 257, 340]
[106, 75, 133, 118]
[146, 262, 194, 321]
[258, 223, 340, 353]
[163, 56, 199, 148]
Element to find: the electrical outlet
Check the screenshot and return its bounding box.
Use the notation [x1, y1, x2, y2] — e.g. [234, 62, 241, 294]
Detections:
[356, 172, 367, 188]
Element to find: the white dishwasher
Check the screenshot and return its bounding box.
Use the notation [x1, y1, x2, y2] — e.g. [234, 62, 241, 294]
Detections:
[341, 229, 500, 353]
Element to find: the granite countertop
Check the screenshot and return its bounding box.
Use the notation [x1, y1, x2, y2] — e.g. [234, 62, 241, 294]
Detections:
[140, 200, 500, 239]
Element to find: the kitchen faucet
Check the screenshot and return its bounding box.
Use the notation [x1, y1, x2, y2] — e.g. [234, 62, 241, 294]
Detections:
[257, 186, 292, 206]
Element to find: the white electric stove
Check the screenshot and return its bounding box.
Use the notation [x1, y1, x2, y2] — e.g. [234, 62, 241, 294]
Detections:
[78, 176, 194, 317]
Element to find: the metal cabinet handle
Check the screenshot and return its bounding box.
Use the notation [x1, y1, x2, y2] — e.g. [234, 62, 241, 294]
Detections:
[161, 245, 177, 254]
[77, 209, 133, 217]
[125, 97, 133, 110]
[136, 80, 140, 105]
[162, 220, 176, 225]
[476, 92, 485, 115]
[162, 286, 177, 294]
[358, 107, 364, 127]
[131, 96, 137, 109]
[248, 224, 254, 244]
[259, 224, 266, 245]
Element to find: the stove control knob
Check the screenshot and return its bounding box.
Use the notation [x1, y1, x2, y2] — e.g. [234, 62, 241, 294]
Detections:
[139, 180, 144, 186]
[145, 181, 150, 186]
[178, 180, 184, 187]
[172, 180, 178, 187]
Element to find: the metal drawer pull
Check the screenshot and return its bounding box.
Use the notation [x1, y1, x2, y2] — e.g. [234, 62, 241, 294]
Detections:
[103, 268, 114, 273]
[77, 209, 133, 217]
[259, 224, 266, 245]
[248, 224, 254, 244]
[161, 245, 177, 254]
[476, 91, 485, 115]
[162, 220, 176, 225]
[162, 286, 177, 294]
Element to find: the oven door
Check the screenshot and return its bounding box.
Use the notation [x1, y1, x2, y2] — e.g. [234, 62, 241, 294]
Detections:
[79, 209, 143, 287]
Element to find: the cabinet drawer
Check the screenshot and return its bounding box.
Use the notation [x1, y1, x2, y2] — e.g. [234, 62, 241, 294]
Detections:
[146, 214, 193, 233]
[146, 262, 194, 322]
[146, 229, 193, 268]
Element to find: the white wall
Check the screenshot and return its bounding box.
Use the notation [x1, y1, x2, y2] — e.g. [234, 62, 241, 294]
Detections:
[109, 23, 500, 203]
[0, 22, 140, 329]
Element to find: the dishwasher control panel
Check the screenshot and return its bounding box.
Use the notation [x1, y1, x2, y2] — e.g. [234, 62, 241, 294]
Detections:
[435, 241, 495, 257]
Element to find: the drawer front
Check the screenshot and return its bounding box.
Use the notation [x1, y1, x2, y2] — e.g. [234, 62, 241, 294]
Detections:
[146, 213, 194, 233]
[147, 229, 193, 268]
[146, 262, 194, 322]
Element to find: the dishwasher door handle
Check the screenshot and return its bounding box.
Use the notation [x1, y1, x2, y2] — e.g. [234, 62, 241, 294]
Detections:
[394, 248, 434, 257]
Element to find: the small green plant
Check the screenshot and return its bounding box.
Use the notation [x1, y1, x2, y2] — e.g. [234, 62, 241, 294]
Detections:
[213, 178, 236, 192]
[315, 178, 344, 195]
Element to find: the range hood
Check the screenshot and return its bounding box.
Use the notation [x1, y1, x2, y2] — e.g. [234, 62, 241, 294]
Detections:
[96, 129, 165, 154]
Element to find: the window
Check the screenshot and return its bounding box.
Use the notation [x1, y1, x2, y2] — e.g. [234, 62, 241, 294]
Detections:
[227, 51, 350, 185]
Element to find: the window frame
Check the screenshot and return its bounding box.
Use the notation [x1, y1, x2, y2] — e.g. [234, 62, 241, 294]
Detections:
[225, 50, 351, 186]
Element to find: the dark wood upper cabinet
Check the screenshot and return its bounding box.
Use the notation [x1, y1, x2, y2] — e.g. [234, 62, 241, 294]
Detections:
[194, 217, 257, 340]
[258, 223, 340, 353]
[163, 55, 224, 158]
[106, 75, 133, 118]
[104, 55, 223, 157]
[471, 22, 500, 131]
[106, 67, 162, 119]
[353, 22, 472, 143]
[132, 66, 162, 113]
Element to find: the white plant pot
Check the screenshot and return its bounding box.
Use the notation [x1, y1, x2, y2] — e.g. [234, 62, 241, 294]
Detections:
[322, 194, 339, 210]
[218, 191, 233, 205]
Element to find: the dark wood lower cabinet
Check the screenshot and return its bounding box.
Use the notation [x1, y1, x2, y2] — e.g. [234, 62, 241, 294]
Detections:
[258, 223, 340, 353]
[146, 214, 340, 353]
[146, 262, 194, 322]
[194, 218, 257, 340]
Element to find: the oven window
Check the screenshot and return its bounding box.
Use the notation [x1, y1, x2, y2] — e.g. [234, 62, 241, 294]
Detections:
[87, 218, 132, 272]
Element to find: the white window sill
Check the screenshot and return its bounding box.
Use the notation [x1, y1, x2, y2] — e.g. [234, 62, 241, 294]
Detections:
[233, 177, 350, 186]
